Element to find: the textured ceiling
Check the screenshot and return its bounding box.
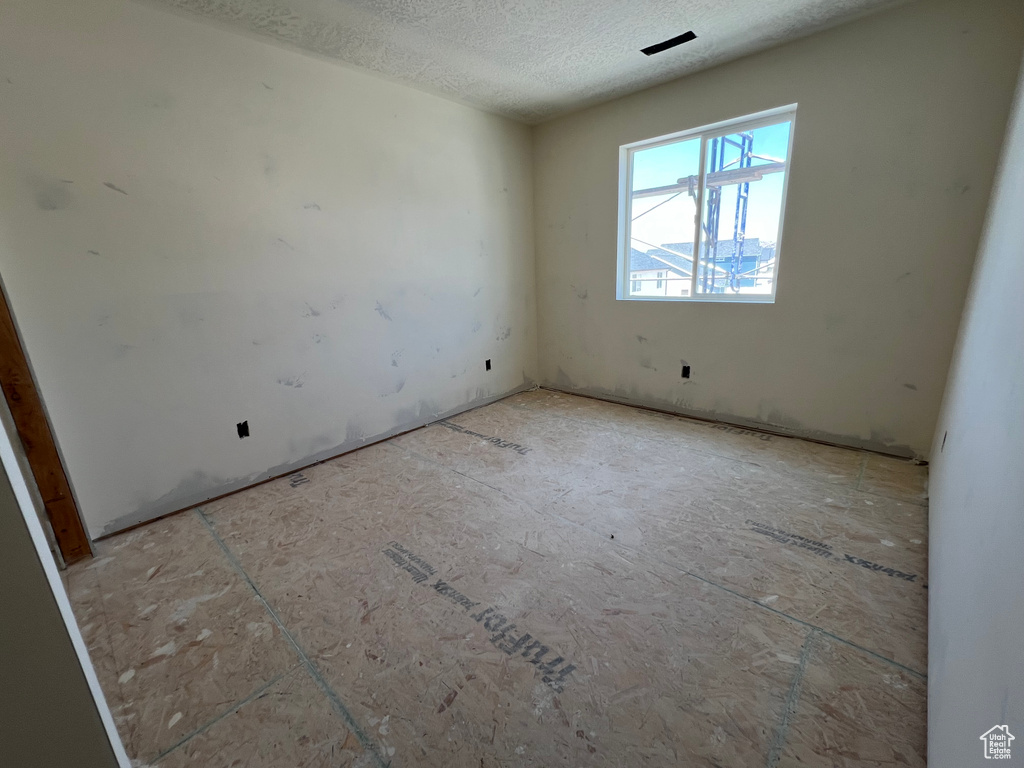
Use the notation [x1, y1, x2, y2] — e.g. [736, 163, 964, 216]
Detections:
[150, 0, 899, 122]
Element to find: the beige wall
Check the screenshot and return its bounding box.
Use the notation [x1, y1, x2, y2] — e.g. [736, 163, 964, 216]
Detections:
[0, 0, 537, 536]
[533, 0, 1024, 458]
[927, 57, 1024, 766]
[0, 399, 124, 767]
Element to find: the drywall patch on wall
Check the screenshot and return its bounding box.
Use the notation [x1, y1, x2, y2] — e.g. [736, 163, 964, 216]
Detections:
[31, 177, 74, 211]
[532, 0, 1024, 459]
[0, 0, 537, 537]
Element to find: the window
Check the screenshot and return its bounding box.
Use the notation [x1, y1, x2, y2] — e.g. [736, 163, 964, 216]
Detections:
[617, 105, 796, 302]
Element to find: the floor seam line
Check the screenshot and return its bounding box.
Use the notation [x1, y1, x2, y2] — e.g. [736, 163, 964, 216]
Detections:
[765, 627, 818, 767]
[578, 516, 927, 679]
[194, 508, 389, 768]
[672, 565, 926, 679]
[385, 442, 510, 498]
[855, 454, 868, 491]
[502, 402, 786, 476]
[80, 563, 132, 742]
[152, 670, 291, 764]
[553, 507, 928, 680]
[386, 443, 926, 679]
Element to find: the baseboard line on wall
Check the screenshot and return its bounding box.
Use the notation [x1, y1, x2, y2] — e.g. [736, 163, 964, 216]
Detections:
[539, 385, 927, 464]
[93, 382, 539, 542]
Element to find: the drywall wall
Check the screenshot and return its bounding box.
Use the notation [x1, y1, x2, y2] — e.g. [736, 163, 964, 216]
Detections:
[927, 56, 1024, 766]
[0, 397, 127, 767]
[533, 0, 1024, 458]
[0, 0, 536, 537]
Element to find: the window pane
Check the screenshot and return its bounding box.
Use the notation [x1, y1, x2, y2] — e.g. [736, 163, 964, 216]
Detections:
[628, 137, 700, 297]
[696, 121, 790, 296]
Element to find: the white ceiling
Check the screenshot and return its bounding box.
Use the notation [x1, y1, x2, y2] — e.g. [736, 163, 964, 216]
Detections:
[152, 0, 899, 123]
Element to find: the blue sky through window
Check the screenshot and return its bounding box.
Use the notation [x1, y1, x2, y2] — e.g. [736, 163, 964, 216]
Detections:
[630, 121, 791, 249]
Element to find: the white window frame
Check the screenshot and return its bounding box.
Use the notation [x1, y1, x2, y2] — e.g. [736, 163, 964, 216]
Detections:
[616, 104, 797, 303]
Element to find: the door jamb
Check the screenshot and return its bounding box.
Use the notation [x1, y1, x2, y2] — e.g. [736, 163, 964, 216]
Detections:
[0, 279, 91, 563]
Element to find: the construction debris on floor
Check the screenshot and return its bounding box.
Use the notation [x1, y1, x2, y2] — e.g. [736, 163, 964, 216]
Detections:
[63, 389, 928, 767]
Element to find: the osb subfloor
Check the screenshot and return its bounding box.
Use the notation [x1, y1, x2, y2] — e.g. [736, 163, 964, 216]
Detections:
[64, 389, 928, 767]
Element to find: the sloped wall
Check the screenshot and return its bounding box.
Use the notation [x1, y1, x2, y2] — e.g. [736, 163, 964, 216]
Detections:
[927, 56, 1024, 766]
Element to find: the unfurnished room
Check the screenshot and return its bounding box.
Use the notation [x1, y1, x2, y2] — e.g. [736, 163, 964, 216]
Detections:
[1, 0, 1023, 766]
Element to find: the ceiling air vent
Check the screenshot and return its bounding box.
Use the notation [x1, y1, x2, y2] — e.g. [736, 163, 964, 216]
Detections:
[641, 31, 697, 56]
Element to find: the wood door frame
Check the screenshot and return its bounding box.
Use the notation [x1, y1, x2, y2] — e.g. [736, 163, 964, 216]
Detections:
[0, 280, 91, 563]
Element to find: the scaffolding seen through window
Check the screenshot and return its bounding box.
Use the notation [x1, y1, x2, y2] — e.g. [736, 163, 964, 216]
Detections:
[618, 106, 796, 302]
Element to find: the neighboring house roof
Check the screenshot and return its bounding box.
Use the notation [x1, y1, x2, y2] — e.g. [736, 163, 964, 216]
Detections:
[658, 242, 695, 256]
[629, 238, 775, 278]
[629, 247, 690, 276]
[695, 238, 771, 260]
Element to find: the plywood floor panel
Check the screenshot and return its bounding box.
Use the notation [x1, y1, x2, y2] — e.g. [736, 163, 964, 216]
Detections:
[508, 390, 875, 492]
[778, 633, 927, 767]
[857, 454, 929, 505]
[543, 467, 926, 671]
[157, 668, 370, 768]
[66, 390, 927, 767]
[67, 513, 299, 763]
